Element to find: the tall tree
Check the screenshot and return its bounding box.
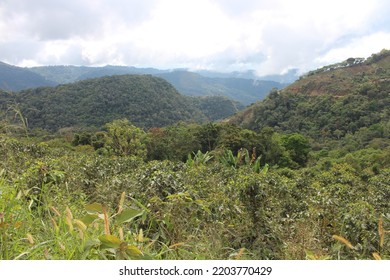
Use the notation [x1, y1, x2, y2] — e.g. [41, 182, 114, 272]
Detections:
[104, 119, 147, 159]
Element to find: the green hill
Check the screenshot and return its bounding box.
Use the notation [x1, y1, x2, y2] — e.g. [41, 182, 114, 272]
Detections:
[0, 75, 242, 131]
[229, 49, 390, 144]
[0, 62, 55, 91]
[29, 65, 286, 105]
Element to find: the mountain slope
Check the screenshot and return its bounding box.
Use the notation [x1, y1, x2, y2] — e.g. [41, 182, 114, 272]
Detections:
[0, 62, 55, 91]
[0, 74, 245, 131]
[229, 49, 390, 143]
[157, 71, 284, 105]
[30, 65, 287, 105]
[1, 75, 206, 131]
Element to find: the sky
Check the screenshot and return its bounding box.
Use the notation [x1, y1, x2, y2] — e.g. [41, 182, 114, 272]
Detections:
[0, 0, 389, 76]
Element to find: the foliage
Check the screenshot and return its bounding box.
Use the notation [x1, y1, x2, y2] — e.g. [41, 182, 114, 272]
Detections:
[0, 75, 209, 131]
[103, 119, 147, 158]
[1, 50, 390, 260]
[1, 130, 388, 260]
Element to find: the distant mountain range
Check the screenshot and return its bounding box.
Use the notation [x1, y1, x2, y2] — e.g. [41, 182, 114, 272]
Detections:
[0, 62, 55, 91]
[2, 49, 389, 139]
[0, 62, 294, 105]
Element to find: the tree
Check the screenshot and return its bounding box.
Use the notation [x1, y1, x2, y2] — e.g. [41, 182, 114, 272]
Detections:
[282, 133, 311, 167]
[104, 119, 147, 159]
[196, 123, 220, 152]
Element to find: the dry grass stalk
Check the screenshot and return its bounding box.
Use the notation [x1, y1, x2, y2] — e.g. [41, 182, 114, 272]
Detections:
[235, 248, 246, 260]
[26, 233, 34, 245]
[103, 205, 110, 235]
[169, 242, 185, 249]
[51, 218, 59, 234]
[117, 192, 126, 214]
[378, 217, 384, 248]
[74, 219, 87, 232]
[65, 206, 73, 220]
[50, 206, 61, 217]
[332, 235, 354, 249]
[372, 252, 382, 260]
[119, 227, 124, 241]
[65, 216, 73, 232]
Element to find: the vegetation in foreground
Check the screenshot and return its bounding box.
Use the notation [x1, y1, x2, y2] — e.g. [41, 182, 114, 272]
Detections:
[0, 118, 389, 260]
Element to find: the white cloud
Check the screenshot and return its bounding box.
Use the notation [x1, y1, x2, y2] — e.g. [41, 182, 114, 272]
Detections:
[0, 0, 389, 74]
[316, 32, 390, 65]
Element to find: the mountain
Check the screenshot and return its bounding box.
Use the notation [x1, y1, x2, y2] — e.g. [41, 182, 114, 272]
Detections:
[29, 65, 287, 105]
[156, 71, 284, 105]
[0, 75, 243, 131]
[0, 62, 289, 105]
[0, 62, 55, 91]
[29, 65, 170, 85]
[196, 68, 300, 83]
[229, 49, 390, 143]
[188, 95, 244, 122]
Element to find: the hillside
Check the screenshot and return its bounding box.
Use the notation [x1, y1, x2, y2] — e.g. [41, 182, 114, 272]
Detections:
[0, 75, 242, 131]
[229, 49, 390, 143]
[29, 65, 287, 105]
[157, 71, 283, 105]
[0, 62, 55, 91]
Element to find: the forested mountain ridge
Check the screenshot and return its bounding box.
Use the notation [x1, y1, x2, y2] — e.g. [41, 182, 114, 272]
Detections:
[28, 65, 287, 105]
[157, 71, 283, 105]
[0, 74, 242, 131]
[0, 61, 55, 91]
[229, 49, 390, 144]
[0, 62, 288, 106]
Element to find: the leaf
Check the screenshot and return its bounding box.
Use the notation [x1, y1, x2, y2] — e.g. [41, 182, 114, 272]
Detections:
[85, 203, 103, 214]
[116, 208, 143, 224]
[80, 214, 99, 226]
[126, 245, 143, 256]
[99, 234, 122, 249]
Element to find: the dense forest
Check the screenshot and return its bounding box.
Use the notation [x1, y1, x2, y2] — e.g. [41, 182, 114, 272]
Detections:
[0, 75, 244, 131]
[0, 62, 287, 105]
[0, 50, 389, 260]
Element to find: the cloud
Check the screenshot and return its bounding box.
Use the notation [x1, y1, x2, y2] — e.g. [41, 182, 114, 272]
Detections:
[0, 0, 389, 74]
[316, 32, 390, 64]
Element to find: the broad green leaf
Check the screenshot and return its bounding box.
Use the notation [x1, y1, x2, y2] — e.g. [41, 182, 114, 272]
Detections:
[116, 208, 143, 224]
[80, 214, 99, 226]
[99, 234, 121, 249]
[85, 203, 103, 214]
[126, 245, 143, 256]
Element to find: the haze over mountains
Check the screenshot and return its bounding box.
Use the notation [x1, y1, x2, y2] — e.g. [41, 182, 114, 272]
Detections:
[0, 62, 293, 106]
[0, 62, 55, 91]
